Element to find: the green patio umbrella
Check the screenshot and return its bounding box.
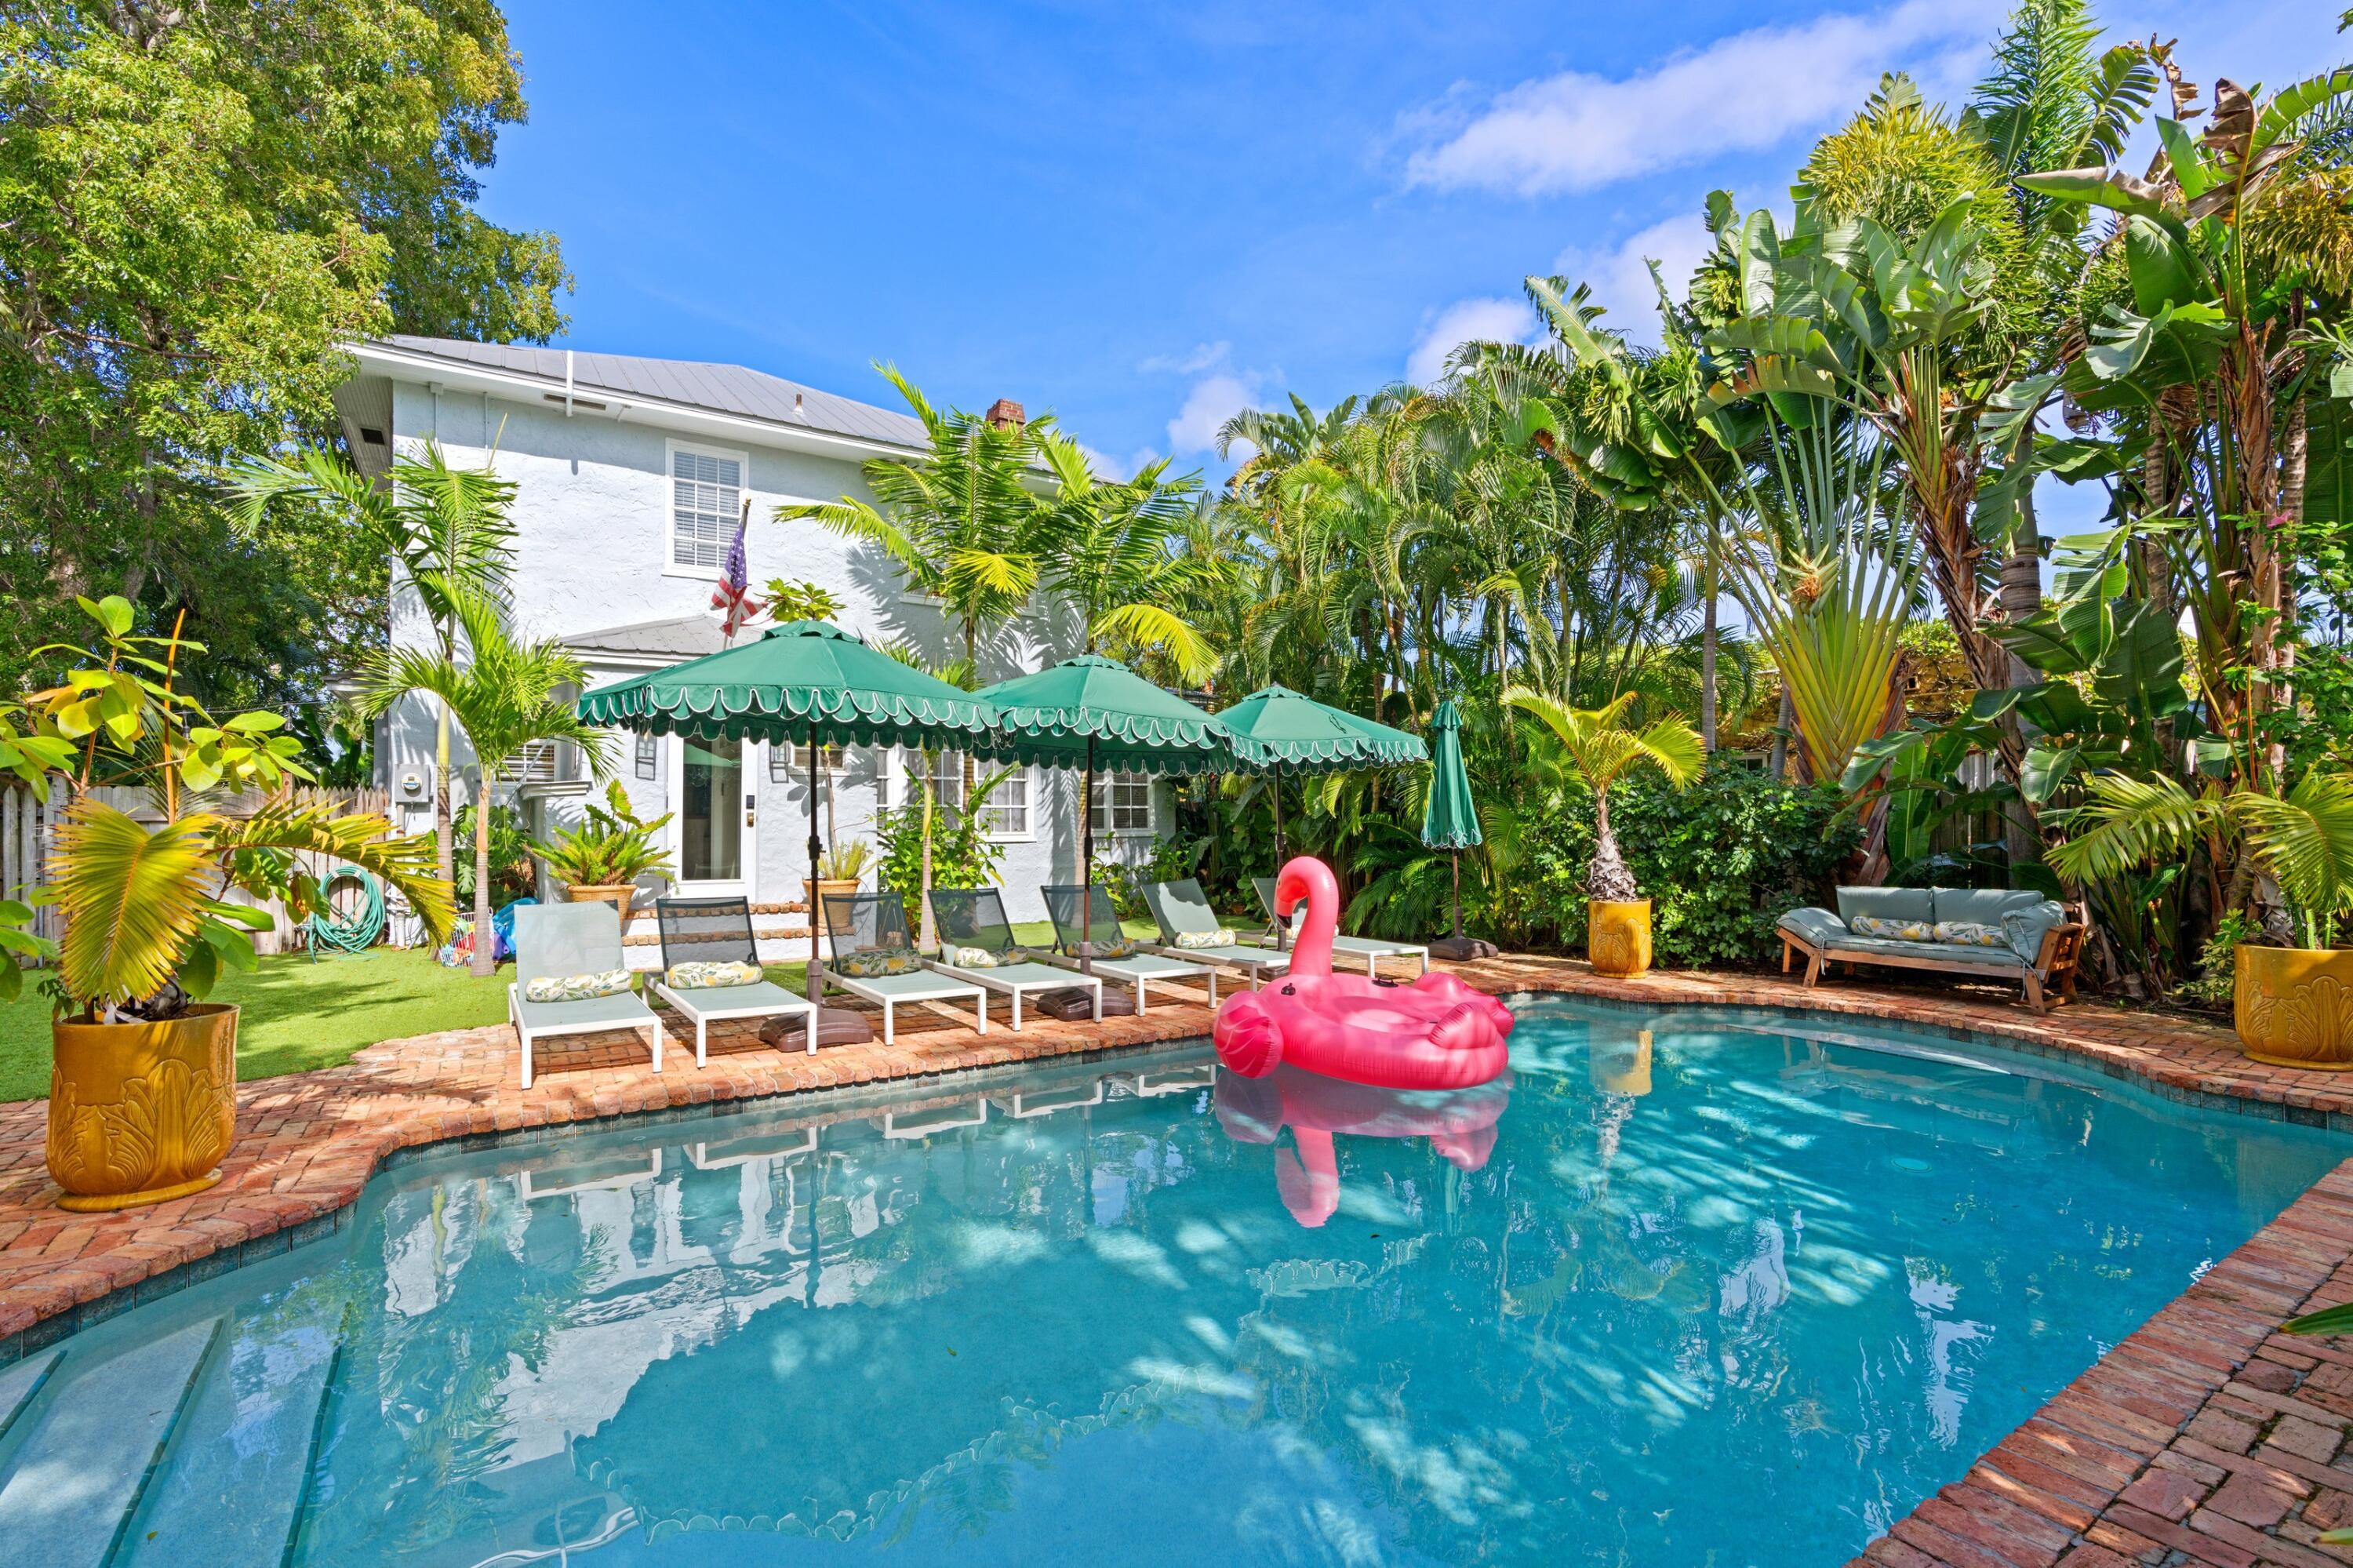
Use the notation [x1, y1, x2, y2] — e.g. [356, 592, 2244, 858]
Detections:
[1421, 698, 1493, 962]
[1217, 685, 1427, 949]
[577, 621, 1004, 1006]
[971, 655, 1235, 972]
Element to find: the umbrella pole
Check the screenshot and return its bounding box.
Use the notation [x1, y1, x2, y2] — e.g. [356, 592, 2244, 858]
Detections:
[1081, 737, 1095, 977]
[807, 721, 823, 1005]
[1451, 849, 1464, 941]
[1271, 761, 1288, 951]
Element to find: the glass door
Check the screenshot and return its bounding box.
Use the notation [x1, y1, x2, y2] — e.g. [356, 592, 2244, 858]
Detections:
[677, 735, 747, 890]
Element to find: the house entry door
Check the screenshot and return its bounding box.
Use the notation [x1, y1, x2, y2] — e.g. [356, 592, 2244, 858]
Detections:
[675, 735, 752, 895]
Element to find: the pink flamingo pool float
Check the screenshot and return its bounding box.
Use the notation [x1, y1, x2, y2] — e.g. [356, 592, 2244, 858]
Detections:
[1216, 1065, 1512, 1227]
[1213, 857, 1513, 1090]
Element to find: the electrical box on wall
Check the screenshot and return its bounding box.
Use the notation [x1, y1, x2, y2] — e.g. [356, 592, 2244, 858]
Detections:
[397, 769, 427, 800]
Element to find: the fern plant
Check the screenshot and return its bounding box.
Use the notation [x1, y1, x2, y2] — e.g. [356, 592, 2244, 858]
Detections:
[532, 781, 675, 889]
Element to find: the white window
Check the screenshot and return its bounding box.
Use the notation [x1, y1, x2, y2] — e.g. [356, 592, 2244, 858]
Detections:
[771, 742, 845, 782]
[885, 749, 1034, 839]
[634, 733, 658, 780]
[668, 443, 744, 574]
[1090, 771, 1153, 835]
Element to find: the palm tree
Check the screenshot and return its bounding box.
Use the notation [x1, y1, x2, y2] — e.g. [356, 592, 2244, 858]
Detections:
[354, 596, 612, 976]
[1500, 689, 1702, 900]
[228, 441, 518, 890]
[1032, 435, 1215, 681]
[778, 366, 1041, 800]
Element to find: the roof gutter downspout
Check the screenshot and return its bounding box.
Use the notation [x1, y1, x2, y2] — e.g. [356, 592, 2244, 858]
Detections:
[564, 349, 575, 417]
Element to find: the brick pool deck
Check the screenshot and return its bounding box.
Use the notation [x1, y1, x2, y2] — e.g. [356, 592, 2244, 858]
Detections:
[5, 956, 2353, 1566]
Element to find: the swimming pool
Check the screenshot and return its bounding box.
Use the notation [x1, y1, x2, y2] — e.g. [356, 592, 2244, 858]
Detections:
[1, 998, 2342, 1566]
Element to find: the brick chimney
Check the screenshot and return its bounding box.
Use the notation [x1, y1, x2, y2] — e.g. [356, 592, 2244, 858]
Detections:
[984, 397, 1025, 431]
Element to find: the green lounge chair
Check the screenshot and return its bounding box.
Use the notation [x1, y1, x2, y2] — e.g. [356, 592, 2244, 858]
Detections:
[507, 901, 665, 1089]
[649, 896, 819, 1064]
[817, 890, 987, 1045]
[1039, 884, 1218, 1014]
[1250, 875, 1431, 979]
[926, 887, 1101, 1031]
[1138, 879, 1289, 990]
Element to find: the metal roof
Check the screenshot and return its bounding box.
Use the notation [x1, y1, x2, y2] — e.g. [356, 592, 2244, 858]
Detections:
[563, 613, 733, 661]
[375, 336, 927, 451]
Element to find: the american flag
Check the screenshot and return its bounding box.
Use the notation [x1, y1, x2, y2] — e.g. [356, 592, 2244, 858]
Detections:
[712, 501, 760, 639]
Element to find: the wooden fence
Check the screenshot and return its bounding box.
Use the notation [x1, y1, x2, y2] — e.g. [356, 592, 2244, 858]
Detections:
[1, 784, 398, 959]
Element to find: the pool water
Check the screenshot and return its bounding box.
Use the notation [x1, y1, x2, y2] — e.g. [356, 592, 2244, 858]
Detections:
[4, 1000, 2344, 1567]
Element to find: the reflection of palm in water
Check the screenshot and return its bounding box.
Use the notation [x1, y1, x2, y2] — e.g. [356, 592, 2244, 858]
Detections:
[1215, 1064, 1513, 1227]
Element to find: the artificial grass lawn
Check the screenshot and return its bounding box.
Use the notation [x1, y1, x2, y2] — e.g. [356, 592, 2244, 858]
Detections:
[0, 917, 1160, 1104]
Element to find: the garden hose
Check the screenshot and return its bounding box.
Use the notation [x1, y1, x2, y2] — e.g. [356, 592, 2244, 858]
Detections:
[303, 864, 387, 959]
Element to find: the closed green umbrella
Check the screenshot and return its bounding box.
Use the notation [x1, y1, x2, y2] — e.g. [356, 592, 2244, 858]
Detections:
[1217, 685, 1427, 950]
[1421, 698, 1492, 962]
[578, 621, 1004, 1005]
[972, 656, 1234, 972]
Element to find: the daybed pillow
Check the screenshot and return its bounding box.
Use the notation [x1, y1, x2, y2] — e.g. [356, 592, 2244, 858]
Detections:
[1932, 922, 2010, 949]
[665, 959, 763, 989]
[836, 946, 923, 978]
[947, 945, 1002, 969]
[1173, 927, 1238, 951]
[1080, 937, 1136, 960]
[2001, 901, 2068, 965]
[523, 969, 635, 1003]
[1850, 914, 1935, 941]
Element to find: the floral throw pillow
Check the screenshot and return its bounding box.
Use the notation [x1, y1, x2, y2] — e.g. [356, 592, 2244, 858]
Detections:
[1849, 915, 1933, 941]
[1079, 937, 1135, 960]
[1173, 927, 1238, 951]
[523, 969, 635, 1003]
[836, 946, 922, 979]
[665, 959, 764, 990]
[947, 945, 1001, 969]
[1933, 922, 2009, 949]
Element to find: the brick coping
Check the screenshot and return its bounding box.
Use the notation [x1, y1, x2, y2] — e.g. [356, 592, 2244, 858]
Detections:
[6, 955, 2353, 1565]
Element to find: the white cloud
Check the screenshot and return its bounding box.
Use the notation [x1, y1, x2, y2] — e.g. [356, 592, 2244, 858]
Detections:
[1139, 341, 1232, 376]
[1552, 213, 1715, 348]
[1167, 373, 1260, 455]
[1402, 0, 2004, 197]
[1407, 297, 1538, 385]
[1078, 442, 1165, 480]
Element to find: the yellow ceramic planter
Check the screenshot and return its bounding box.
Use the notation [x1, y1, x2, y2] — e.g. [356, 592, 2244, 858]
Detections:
[2236, 944, 2353, 1070]
[563, 882, 638, 922]
[1587, 899, 1653, 978]
[47, 1004, 238, 1211]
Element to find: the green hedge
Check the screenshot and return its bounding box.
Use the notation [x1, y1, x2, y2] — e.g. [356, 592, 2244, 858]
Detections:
[1511, 766, 1856, 967]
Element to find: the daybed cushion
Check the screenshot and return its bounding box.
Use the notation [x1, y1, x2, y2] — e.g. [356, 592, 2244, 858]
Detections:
[1832, 934, 2027, 969]
[1931, 888, 2047, 928]
[2001, 900, 2068, 963]
[1778, 907, 1846, 948]
[1835, 886, 1934, 931]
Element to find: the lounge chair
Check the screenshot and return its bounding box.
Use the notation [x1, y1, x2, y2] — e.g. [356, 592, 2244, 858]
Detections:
[816, 890, 987, 1045]
[926, 888, 1102, 1031]
[507, 901, 665, 1089]
[1139, 879, 1289, 990]
[1039, 884, 1218, 1013]
[649, 896, 819, 1064]
[1251, 875, 1431, 979]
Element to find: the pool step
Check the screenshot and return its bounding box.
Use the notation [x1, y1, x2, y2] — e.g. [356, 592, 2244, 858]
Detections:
[0, 1317, 220, 1566]
[115, 1297, 348, 1568]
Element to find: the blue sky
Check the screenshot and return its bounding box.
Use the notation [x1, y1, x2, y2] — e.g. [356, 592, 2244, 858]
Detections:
[486, 0, 2340, 501]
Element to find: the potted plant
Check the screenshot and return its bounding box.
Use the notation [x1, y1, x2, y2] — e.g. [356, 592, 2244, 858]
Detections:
[533, 780, 675, 922]
[2053, 767, 2353, 1068]
[808, 839, 873, 933]
[20, 598, 452, 1210]
[1502, 689, 1702, 978]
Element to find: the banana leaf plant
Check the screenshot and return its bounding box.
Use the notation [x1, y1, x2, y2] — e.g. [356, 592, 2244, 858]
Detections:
[27, 596, 455, 1023]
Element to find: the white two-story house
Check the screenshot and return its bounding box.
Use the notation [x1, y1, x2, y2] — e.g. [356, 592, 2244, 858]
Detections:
[335, 336, 1169, 927]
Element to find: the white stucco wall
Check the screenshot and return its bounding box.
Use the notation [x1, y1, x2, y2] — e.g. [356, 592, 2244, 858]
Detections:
[371, 379, 1167, 926]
